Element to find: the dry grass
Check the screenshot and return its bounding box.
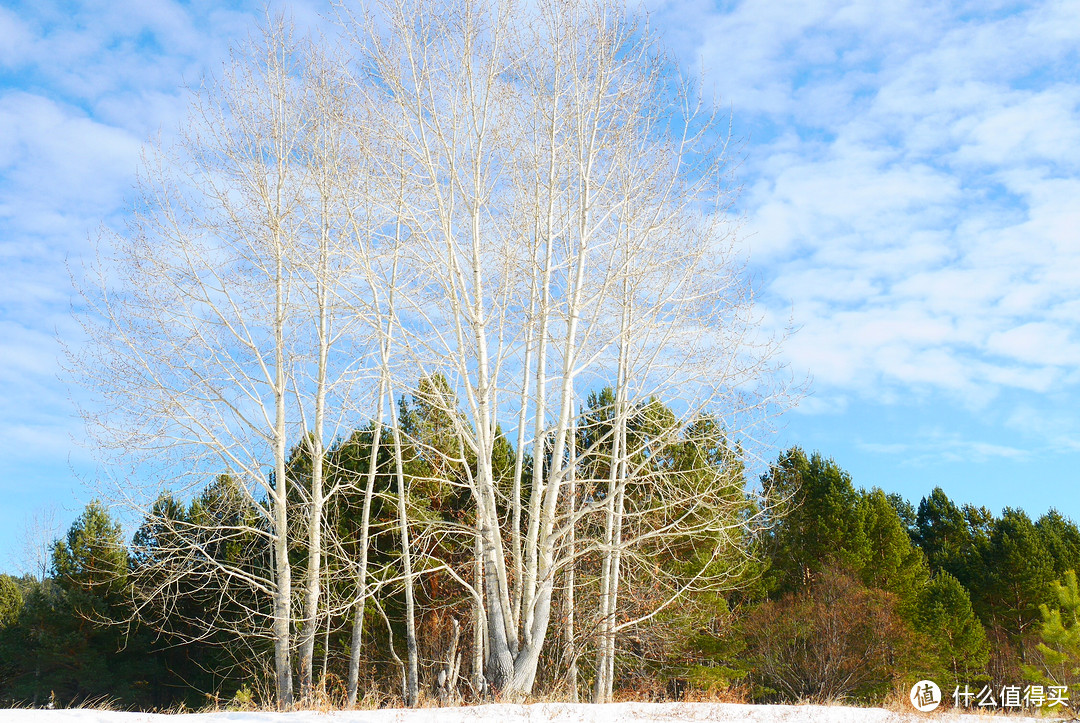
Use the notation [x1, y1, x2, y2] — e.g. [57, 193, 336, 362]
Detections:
[3, 693, 124, 712]
[682, 682, 751, 705]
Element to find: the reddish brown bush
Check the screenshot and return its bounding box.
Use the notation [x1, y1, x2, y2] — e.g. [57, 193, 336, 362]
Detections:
[742, 568, 917, 702]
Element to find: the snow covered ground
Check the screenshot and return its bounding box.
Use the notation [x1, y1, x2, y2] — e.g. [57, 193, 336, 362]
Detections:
[0, 703, 1064, 723]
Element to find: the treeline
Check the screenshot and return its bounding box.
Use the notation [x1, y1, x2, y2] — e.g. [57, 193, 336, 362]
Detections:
[731, 448, 1080, 702]
[3, 442, 1078, 709]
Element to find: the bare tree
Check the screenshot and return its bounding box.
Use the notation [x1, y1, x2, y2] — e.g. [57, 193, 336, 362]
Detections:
[289, 34, 385, 702]
[69, 19, 382, 708]
[341, 0, 788, 700]
[71, 0, 787, 707]
[15, 505, 62, 582]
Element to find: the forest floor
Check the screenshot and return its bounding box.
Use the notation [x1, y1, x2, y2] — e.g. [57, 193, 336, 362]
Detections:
[0, 702, 1068, 723]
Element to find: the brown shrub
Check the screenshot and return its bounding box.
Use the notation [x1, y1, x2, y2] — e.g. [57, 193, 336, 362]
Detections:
[742, 568, 917, 703]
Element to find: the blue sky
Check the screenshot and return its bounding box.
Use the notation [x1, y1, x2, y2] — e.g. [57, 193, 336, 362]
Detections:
[2, 0, 1079, 572]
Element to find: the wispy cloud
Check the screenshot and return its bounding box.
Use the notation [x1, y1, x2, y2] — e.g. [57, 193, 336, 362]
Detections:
[0, 0, 343, 556]
[1, 0, 1078, 557]
[665, 0, 1080, 414]
[857, 434, 1030, 465]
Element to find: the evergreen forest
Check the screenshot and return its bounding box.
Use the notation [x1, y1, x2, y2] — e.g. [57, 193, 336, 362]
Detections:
[3, 422, 1078, 710]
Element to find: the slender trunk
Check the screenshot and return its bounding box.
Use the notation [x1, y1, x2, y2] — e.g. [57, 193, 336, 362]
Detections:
[272, 237, 293, 708]
[473, 513, 487, 696]
[299, 429, 325, 697]
[480, 484, 517, 694]
[299, 195, 333, 698]
[389, 387, 419, 707]
[347, 602, 364, 706]
[565, 416, 578, 702]
[460, 200, 517, 690]
[605, 478, 626, 700]
[510, 263, 537, 627]
[604, 281, 634, 702]
[321, 581, 331, 684]
[470, 206, 518, 665]
[592, 423, 620, 704]
[272, 432, 293, 704]
[593, 294, 629, 704]
[347, 380, 386, 705]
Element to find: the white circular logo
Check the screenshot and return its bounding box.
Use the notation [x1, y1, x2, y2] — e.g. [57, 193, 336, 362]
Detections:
[910, 680, 941, 712]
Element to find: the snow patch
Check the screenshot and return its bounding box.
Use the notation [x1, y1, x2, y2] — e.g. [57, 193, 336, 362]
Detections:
[0, 702, 1056, 723]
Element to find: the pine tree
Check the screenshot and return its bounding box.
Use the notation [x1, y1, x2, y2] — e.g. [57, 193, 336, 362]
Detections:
[1024, 570, 1080, 689]
[52, 501, 128, 599]
[985, 509, 1055, 647]
[763, 448, 868, 593]
[0, 574, 25, 704]
[915, 488, 970, 578]
[860, 488, 929, 615]
[887, 493, 918, 541]
[0, 575, 21, 628]
[914, 571, 989, 684]
[1036, 511, 1080, 580]
[4, 502, 162, 707]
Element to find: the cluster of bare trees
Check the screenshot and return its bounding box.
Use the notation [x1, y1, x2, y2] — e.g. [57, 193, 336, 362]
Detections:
[72, 0, 787, 708]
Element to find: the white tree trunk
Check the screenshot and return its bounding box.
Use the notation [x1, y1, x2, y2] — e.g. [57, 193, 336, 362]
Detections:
[346, 380, 386, 706]
[389, 386, 420, 707]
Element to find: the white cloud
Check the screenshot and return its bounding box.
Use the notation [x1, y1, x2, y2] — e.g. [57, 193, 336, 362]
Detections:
[0, 92, 144, 216]
[953, 89, 1080, 168]
[677, 0, 1080, 411]
[857, 433, 1030, 465]
[0, 7, 33, 68]
[1006, 404, 1080, 452]
[0, 1, 348, 502]
[987, 323, 1080, 367]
